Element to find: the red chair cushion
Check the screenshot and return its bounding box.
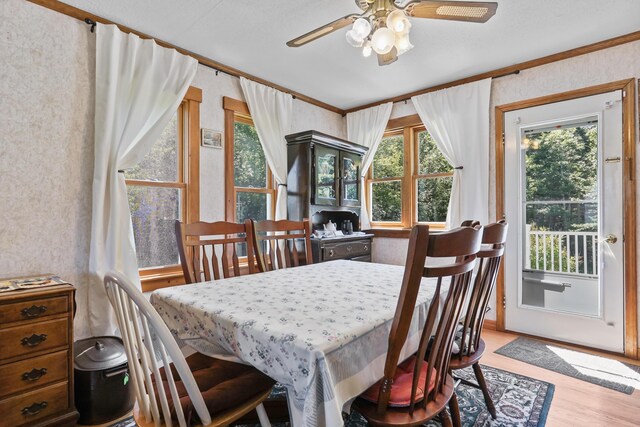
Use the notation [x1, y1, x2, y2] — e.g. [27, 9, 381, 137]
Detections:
[153, 352, 275, 424]
[360, 356, 437, 407]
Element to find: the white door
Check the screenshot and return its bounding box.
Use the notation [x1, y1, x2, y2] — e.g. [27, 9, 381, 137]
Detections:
[504, 91, 624, 352]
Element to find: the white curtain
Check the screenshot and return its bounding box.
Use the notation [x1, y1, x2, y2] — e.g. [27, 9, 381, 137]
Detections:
[346, 103, 393, 230]
[88, 24, 197, 336]
[411, 79, 491, 228]
[240, 77, 293, 220]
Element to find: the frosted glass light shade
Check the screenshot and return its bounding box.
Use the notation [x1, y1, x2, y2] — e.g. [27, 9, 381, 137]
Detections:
[362, 40, 372, 57]
[371, 27, 395, 55]
[346, 30, 364, 47]
[352, 18, 372, 39]
[386, 9, 409, 33]
[395, 32, 414, 55]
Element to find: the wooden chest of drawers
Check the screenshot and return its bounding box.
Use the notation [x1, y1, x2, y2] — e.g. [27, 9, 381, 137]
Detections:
[0, 284, 79, 427]
[311, 234, 373, 263]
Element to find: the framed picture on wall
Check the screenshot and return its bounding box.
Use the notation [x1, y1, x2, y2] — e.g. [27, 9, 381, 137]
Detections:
[201, 128, 223, 148]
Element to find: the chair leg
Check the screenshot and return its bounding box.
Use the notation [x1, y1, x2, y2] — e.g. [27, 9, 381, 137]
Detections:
[440, 409, 454, 427]
[256, 403, 272, 427]
[473, 362, 497, 419]
[449, 391, 462, 427]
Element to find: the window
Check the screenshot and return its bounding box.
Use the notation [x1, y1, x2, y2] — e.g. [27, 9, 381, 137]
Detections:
[224, 97, 276, 224]
[125, 87, 201, 291]
[369, 131, 407, 224]
[366, 115, 453, 229]
[415, 129, 453, 223]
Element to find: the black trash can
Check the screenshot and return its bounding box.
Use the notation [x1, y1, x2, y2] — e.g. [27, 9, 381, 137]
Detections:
[74, 336, 135, 425]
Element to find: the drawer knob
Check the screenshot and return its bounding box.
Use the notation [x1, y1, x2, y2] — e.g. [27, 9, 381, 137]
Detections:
[21, 305, 48, 318]
[21, 401, 48, 416]
[364, 245, 369, 251]
[347, 245, 352, 252]
[328, 249, 334, 257]
[21, 333, 47, 347]
[22, 368, 48, 381]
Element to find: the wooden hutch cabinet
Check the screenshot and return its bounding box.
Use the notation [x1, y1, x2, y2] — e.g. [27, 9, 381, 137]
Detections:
[286, 130, 373, 262]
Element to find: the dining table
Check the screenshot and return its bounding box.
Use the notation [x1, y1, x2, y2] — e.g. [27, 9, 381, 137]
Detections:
[150, 259, 446, 427]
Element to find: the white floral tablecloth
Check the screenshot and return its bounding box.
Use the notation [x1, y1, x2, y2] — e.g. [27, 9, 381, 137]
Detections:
[151, 260, 444, 427]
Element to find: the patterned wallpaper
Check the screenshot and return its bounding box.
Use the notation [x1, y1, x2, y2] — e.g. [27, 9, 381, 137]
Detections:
[1, 0, 96, 338]
[0, 0, 347, 339]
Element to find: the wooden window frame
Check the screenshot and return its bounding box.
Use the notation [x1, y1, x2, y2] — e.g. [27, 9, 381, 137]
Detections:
[366, 128, 411, 228]
[412, 126, 453, 228]
[130, 86, 201, 292]
[366, 114, 450, 231]
[223, 97, 277, 223]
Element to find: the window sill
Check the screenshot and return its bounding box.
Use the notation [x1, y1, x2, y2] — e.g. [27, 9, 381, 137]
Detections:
[365, 228, 412, 238]
[365, 225, 448, 239]
[141, 269, 186, 292]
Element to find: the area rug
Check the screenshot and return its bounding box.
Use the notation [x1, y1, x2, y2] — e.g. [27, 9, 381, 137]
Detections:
[495, 336, 640, 395]
[109, 365, 554, 427]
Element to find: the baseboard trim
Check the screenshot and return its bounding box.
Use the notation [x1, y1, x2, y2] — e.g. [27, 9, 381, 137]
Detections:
[483, 319, 497, 331]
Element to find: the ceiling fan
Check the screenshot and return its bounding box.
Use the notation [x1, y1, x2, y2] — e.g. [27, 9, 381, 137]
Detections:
[287, 0, 498, 66]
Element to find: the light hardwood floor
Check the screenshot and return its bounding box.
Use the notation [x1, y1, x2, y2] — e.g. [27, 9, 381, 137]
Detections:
[83, 330, 640, 427]
[481, 329, 640, 427]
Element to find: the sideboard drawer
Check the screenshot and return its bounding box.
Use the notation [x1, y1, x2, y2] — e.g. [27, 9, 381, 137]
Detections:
[0, 381, 68, 427]
[0, 318, 69, 361]
[0, 350, 68, 399]
[323, 239, 371, 260]
[0, 296, 69, 324]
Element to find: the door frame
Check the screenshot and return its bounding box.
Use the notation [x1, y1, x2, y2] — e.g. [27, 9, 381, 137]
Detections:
[495, 79, 638, 359]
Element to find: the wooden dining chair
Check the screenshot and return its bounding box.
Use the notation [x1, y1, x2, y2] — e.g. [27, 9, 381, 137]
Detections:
[352, 223, 483, 427]
[103, 272, 274, 427]
[251, 219, 313, 272]
[175, 219, 258, 284]
[449, 220, 508, 421]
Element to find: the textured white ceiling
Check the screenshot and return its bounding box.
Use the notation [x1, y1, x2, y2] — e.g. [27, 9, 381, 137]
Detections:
[60, 0, 640, 110]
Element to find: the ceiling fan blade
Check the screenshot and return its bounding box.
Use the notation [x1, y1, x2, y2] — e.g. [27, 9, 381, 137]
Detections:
[287, 14, 360, 47]
[405, 1, 498, 23]
[378, 47, 398, 66]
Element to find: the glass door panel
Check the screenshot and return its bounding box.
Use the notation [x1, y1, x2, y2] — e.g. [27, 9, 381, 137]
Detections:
[313, 145, 339, 206]
[340, 152, 361, 207]
[520, 118, 600, 317]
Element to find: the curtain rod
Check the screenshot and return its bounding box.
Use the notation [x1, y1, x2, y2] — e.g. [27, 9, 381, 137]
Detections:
[83, 18, 299, 100]
[84, 17, 514, 108]
[83, 18, 232, 80]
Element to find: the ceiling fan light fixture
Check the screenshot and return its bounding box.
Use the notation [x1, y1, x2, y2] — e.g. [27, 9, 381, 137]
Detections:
[362, 40, 373, 57]
[371, 27, 395, 55]
[352, 17, 372, 39]
[346, 29, 365, 47]
[394, 32, 414, 56]
[386, 9, 409, 33]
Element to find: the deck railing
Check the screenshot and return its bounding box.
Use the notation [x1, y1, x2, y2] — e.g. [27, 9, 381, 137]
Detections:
[525, 228, 599, 276]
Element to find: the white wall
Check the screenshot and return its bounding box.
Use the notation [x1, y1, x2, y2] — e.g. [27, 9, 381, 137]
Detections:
[0, 0, 346, 339]
[374, 41, 640, 327]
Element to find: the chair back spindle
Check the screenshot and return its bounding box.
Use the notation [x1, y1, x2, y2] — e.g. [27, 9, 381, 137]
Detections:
[104, 272, 211, 427]
[176, 220, 258, 284]
[251, 219, 313, 272]
[376, 224, 483, 417]
[455, 220, 508, 360]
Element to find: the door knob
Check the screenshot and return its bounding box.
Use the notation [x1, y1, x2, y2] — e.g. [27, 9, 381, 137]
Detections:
[603, 234, 618, 244]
